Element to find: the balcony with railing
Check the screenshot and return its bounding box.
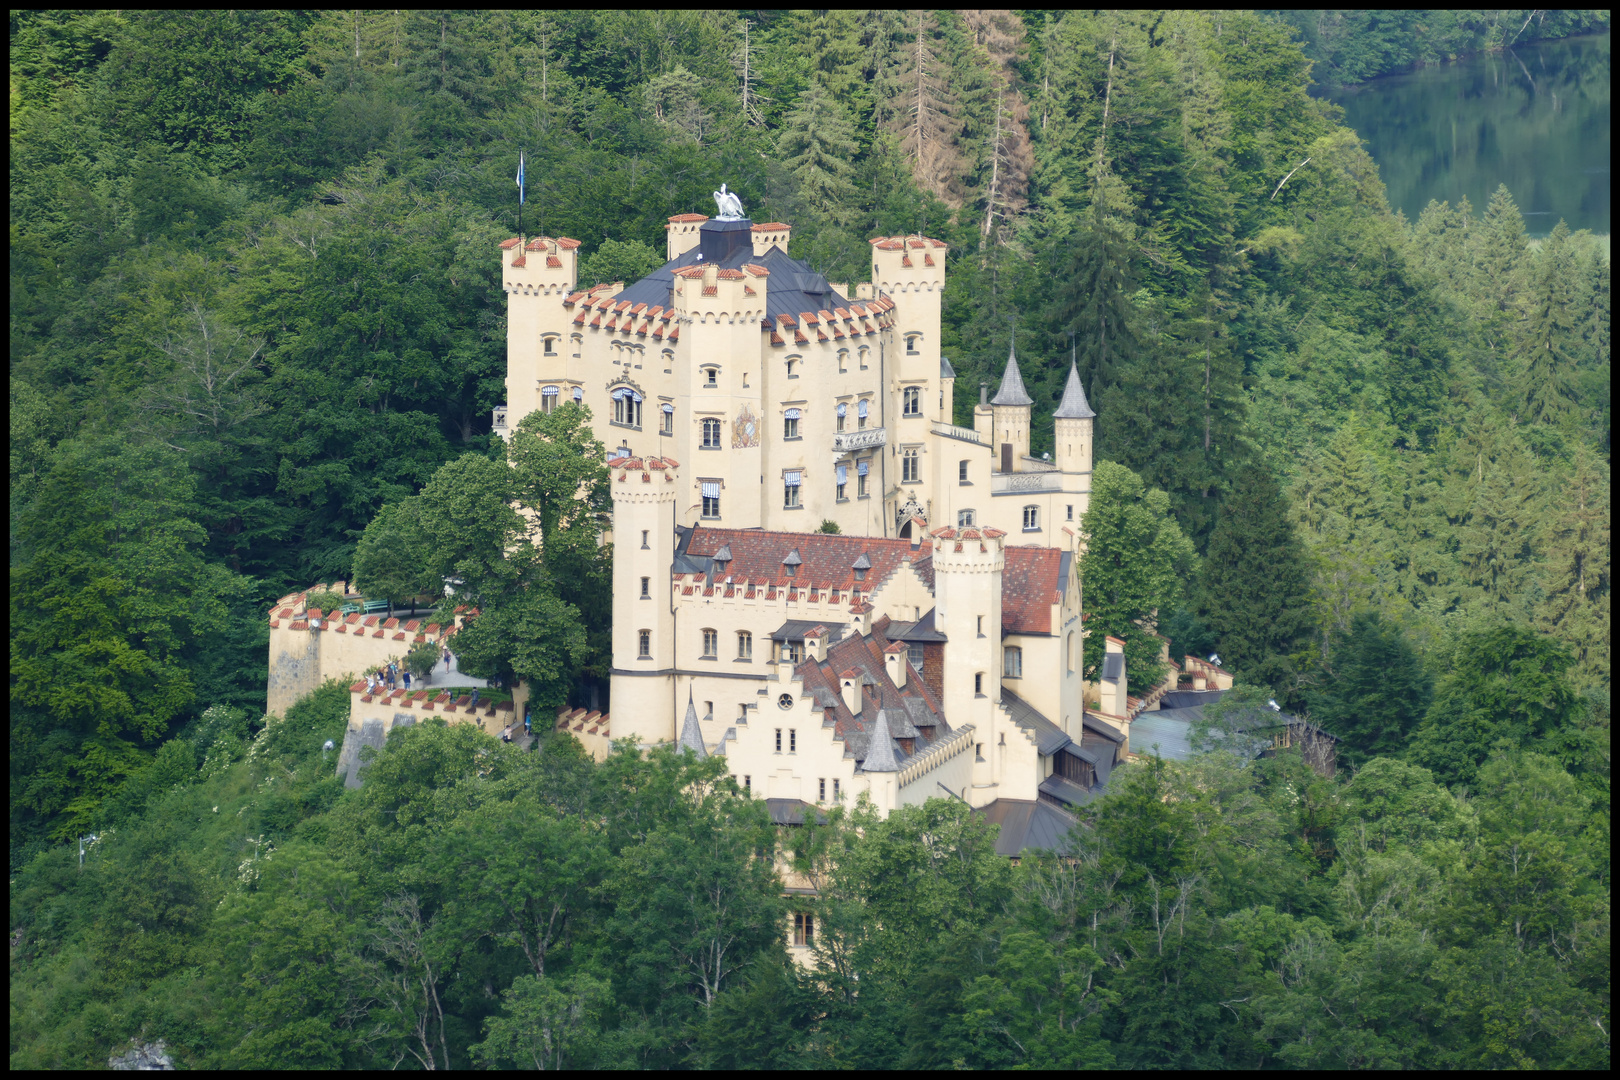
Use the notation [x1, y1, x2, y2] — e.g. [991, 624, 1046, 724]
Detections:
[833, 427, 887, 453]
[930, 420, 983, 444]
[991, 470, 1065, 494]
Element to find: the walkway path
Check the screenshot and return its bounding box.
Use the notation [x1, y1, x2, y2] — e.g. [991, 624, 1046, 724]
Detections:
[414, 651, 487, 692]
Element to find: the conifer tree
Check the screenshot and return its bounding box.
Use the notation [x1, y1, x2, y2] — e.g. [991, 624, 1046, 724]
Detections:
[1308, 612, 1432, 767]
[1515, 220, 1581, 426]
[1535, 449, 1611, 691]
[1201, 465, 1314, 700]
[777, 85, 858, 223]
[1456, 461, 1538, 613]
[1470, 184, 1529, 317]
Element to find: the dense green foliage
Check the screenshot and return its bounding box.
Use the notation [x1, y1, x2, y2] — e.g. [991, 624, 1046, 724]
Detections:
[10, 684, 1607, 1068]
[9, 9, 1611, 1068]
[1267, 9, 1609, 86]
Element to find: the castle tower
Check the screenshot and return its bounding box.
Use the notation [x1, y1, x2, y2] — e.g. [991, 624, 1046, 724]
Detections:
[990, 341, 1033, 473]
[666, 214, 708, 260]
[930, 524, 1007, 806]
[1052, 358, 1095, 479]
[608, 454, 679, 745]
[669, 226, 766, 528]
[501, 235, 581, 437]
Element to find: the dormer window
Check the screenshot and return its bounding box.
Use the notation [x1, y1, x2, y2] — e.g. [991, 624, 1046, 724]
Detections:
[852, 552, 870, 582]
[782, 549, 802, 578]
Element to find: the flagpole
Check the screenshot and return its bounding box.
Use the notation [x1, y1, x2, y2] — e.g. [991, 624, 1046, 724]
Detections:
[517, 150, 524, 245]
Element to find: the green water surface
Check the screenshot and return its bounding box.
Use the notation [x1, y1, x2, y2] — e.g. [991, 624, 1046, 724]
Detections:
[1329, 31, 1610, 236]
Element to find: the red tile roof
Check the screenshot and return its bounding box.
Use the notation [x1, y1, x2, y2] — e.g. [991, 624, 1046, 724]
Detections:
[667, 213, 709, 224]
[1001, 546, 1064, 635]
[795, 629, 950, 764]
[687, 527, 929, 593]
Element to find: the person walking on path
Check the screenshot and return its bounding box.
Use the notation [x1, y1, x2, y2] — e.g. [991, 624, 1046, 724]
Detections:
[403, 669, 412, 691]
[444, 648, 453, 672]
[524, 707, 531, 736]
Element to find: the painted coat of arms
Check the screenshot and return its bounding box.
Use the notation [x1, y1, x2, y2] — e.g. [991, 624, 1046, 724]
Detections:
[732, 403, 760, 448]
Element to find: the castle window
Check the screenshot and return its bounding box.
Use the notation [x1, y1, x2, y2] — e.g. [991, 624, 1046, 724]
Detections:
[836, 402, 847, 432]
[789, 728, 797, 753]
[704, 700, 714, 719]
[960, 459, 970, 484]
[903, 387, 921, 416]
[704, 366, 719, 387]
[902, 447, 920, 483]
[818, 777, 826, 802]
[1023, 505, 1041, 531]
[701, 417, 722, 448]
[737, 631, 753, 659]
[543, 335, 558, 356]
[783, 409, 801, 440]
[833, 778, 841, 801]
[786, 356, 800, 379]
[908, 642, 925, 671]
[611, 387, 643, 429]
[793, 911, 814, 947]
[701, 628, 718, 659]
[640, 576, 650, 598]
[701, 480, 721, 519]
[857, 459, 870, 497]
[660, 402, 674, 435]
[638, 630, 651, 659]
[781, 640, 802, 664]
[640, 530, 650, 549]
[775, 728, 782, 752]
[905, 334, 921, 355]
[540, 385, 560, 414]
[1067, 504, 1074, 521]
[743, 774, 751, 791]
[857, 399, 869, 429]
[778, 693, 793, 709]
[1067, 631, 1075, 674]
[858, 345, 870, 370]
[838, 348, 849, 373]
[571, 333, 582, 358]
[783, 470, 802, 508]
[975, 672, 984, 696]
[957, 509, 976, 527]
[572, 387, 583, 403]
[836, 464, 848, 502]
[1005, 646, 1023, 679]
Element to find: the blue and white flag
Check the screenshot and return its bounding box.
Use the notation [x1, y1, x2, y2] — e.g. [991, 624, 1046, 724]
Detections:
[516, 151, 525, 204]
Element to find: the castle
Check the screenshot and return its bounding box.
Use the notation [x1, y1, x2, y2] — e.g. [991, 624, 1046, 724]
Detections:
[500, 209, 1185, 830]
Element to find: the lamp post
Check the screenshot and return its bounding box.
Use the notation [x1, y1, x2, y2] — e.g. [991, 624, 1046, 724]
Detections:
[78, 833, 98, 870]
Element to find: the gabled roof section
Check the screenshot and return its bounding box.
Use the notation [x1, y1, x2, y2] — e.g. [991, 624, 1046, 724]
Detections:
[862, 710, 901, 772]
[683, 527, 932, 593]
[1002, 547, 1065, 635]
[1001, 688, 1071, 755]
[793, 627, 949, 770]
[940, 355, 957, 379]
[991, 342, 1035, 407]
[1053, 359, 1095, 418]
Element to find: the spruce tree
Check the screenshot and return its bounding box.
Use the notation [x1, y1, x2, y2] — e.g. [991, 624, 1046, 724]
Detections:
[777, 85, 859, 223]
[1515, 220, 1581, 426]
[1308, 612, 1432, 768]
[1201, 465, 1314, 700]
[1535, 449, 1611, 692]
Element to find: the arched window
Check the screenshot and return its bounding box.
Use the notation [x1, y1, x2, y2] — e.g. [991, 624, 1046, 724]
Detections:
[902, 386, 921, 416]
[701, 417, 722, 448]
[837, 348, 849, 373]
[905, 334, 921, 355]
[543, 334, 559, 356]
[786, 355, 801, 379]
[660, 402, 674, 435]
[836, 401, 847, 432]
[737, 631, 753, 659]
[1004, 646, 1023, 678]
[1022, 505, 1040, 531]
[703, 366, 719, 387]
[856, 399, 869, 429]
[701, 628, 718, 659]
[611, 387, 643, 428]
[570, 333, 583, 358]
[858, 345, 870, 369]
[638, 630, 651, 659]
[540, 385, 560, 414]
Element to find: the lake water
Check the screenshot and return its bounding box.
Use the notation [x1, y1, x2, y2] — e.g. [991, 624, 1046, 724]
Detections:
[1328, 31, 1610, 237]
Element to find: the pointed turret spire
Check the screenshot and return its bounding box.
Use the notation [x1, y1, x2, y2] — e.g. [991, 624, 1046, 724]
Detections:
[1053, 359, 1095, 418]
[678, 688, 708, 759]
[861, 709, 900, 772]
[991, 335, 1034, 407]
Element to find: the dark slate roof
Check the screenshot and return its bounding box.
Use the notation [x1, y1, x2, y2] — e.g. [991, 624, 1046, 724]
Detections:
[677, 695, 708, 759]
[765, 798, 827, 826]
[862, 710, 901, 772]
[614, 226, 851, 323]
[1053, 360, 1095, 419]
[1039, 773, 1100, 809]
[1126, 708, 1201, 761]
[1082, 713, 1126, 746]
[1160, 688, 1227, 709]
[772, 619, 847, 644]
[975, 799, 1079, 856]
[940, 356, 957, 378]
[879, 607, 948, 642]
[1100, 652, 1124, 683]
[794, 628, 949, 769]
[991, 344, 1035, 406]
[1001, 688, 1072, 755]
[1062, 741, 1114, 787]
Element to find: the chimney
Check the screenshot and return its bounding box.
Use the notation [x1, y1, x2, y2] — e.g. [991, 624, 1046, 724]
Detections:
[840, 669, 861, 715]
[849, 601, 872, 635]
[804, 626, 828, 662]
[884, 642, 908, 689]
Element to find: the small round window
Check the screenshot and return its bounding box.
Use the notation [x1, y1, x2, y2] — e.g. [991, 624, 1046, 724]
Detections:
[778, 693, 794, 710]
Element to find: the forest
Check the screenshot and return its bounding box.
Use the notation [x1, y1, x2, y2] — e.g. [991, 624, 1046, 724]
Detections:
[9, 9, 1610, 1070]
